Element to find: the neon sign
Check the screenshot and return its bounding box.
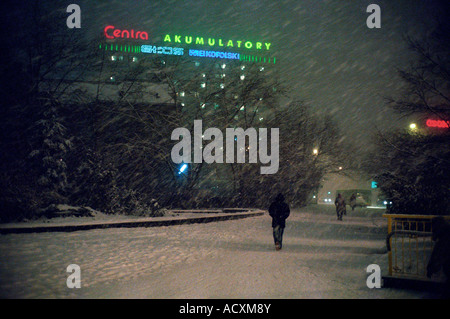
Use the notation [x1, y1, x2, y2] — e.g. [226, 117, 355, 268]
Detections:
[104, 25, 149, 40]
[189, 49, 240, 60]
[141, 45, 184, 56]
[426, 119, 450, 128]
[163, 34, 271, 51]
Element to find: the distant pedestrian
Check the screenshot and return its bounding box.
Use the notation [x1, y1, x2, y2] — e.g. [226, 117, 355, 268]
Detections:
[350, 193, 356, 211]
[335, 193, 346, 221]
[268, 193, 290, 251]
[427, 217, 450, 297]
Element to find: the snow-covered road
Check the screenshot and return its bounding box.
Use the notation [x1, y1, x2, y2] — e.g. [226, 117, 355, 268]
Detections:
[0, 206, 433, 298]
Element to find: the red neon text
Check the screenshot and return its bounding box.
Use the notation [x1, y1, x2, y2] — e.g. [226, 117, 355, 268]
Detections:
[426, 119, 450, 128]
[104, 25, 149, 40]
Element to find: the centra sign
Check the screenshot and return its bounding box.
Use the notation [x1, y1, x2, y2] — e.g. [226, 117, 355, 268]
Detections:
[104, 25, 149, 40]
[163, 34, 271, 51]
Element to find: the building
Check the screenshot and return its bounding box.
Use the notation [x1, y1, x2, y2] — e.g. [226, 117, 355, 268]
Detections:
[96, 25, 278, 105]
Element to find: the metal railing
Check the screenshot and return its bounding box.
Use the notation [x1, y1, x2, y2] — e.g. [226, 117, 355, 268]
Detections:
[384, 214, 450, 280]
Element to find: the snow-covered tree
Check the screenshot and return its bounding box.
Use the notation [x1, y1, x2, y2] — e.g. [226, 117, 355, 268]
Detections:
[365, 19, 450, 215]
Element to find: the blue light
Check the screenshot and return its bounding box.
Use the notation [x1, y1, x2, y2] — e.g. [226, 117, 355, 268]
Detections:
[178, 164, 188, 174]
[141, 45, 184, 56]
[189, 49, 240, 60]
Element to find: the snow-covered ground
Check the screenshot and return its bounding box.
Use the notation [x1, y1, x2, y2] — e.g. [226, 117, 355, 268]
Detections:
[0, 205, 438, 298]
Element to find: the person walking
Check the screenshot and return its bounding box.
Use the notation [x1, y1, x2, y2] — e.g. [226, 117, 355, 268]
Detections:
[349, 193, 356, 211]
[269, 193, 290, 250]
[335, 193, 346, 221]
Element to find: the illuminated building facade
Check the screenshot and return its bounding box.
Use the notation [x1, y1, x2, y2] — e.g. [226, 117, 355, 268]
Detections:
[96, 25, 278, 106]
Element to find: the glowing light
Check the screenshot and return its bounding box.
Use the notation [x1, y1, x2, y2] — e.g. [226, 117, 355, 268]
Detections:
[426, 119, 449, 128]
[189, 49, 240, 60]
[100, 43, 141, 53]
[163, 34, 272, 51]
[104, 25, 148, 40]
[141, 45, 184, 56]
[178, 164, 188, 174]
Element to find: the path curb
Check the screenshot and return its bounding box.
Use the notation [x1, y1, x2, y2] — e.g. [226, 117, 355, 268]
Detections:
[0, 210, 265, 234]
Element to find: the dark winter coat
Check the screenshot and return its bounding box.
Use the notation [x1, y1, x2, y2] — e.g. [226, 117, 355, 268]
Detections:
[335, 194, 346, 213]
[269, 193, 290, 228]
[427, 217, 450, 280]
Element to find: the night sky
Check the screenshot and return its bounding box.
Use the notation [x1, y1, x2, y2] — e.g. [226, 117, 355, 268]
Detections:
[7, 0, 447, 151]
